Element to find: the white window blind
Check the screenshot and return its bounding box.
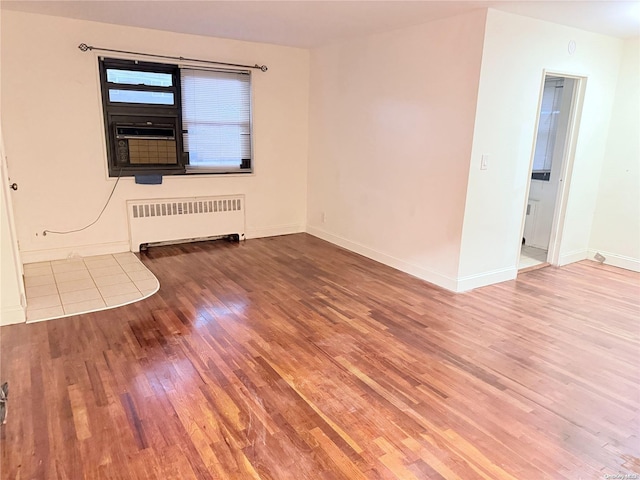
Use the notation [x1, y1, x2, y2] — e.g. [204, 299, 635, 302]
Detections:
[181, 68, 252, 172]
[532, 77, 564, 174]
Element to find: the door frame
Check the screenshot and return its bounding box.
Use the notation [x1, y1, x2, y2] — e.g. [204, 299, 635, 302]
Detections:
[518, 69, 587, 269]
[1, 133, 26, 315]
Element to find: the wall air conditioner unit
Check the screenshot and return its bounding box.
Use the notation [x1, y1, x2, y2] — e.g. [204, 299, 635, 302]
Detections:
[126, 195, 245, 252]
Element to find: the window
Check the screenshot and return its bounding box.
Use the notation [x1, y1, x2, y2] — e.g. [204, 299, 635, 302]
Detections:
[531, 77, 564, 181]
[181, 69, 252, 172]
[99, 58, 253, 177]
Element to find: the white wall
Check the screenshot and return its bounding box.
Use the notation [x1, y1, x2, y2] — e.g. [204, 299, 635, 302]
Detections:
[307, 10, 487, 290]
[1, 11, 309, 262]
[589, 37, 640, 272]
[457, 9, 623, 290]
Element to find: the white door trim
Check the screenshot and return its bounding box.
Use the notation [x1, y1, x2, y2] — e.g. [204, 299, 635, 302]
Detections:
[517, 70, 587, 271]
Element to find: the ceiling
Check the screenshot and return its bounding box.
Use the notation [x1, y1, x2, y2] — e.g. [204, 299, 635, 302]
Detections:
[2, 1, 639, 48]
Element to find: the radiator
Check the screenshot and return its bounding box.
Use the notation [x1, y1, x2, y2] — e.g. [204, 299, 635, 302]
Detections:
[126, 195, 245, 252]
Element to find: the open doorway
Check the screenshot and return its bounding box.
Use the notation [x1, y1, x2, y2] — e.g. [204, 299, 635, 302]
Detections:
[519, 73, 583, 271]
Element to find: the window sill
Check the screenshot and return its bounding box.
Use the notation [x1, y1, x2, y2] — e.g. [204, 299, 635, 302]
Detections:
[109, 167, 254, 178]
[184, 167, 253, 175]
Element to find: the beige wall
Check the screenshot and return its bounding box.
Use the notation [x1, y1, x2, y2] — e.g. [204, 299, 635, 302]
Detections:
[457, 9, 623, 290]
[1, 11, 309, 262]
[307, 10, 487, 290]
[589, 37, 640, 271]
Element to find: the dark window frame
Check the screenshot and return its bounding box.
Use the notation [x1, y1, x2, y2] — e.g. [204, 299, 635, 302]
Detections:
[99, 58, 186, 177]
[99, 57, 254, 178]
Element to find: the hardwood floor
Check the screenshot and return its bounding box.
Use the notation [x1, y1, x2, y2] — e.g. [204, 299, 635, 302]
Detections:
[1, 233, 639, 479]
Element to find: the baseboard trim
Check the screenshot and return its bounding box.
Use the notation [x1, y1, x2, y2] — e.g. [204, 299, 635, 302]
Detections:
[455, 266, 518, 292]
[587, 249, 640, 272]
[20, 241, 131, 264]
[1, 305, 26, 326]
[558, 249, 588, 267]
[306, 226, 458, 291]
[246, 224, 305, 240]
[21, 226, 307, 262]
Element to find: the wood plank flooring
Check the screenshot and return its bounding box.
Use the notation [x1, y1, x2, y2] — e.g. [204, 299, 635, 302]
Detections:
[1, 233, 639, 479]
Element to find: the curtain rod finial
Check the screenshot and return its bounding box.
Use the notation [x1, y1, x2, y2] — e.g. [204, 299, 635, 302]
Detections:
[78, 43, 91, 52]
[259, 65, 268, 72]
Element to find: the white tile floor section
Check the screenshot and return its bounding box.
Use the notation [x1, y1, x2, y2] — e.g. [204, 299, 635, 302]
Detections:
[519, 245, 548, 270]
[24, 252, 159, 322]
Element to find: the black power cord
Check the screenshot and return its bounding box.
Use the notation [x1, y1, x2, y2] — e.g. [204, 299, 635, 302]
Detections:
[43, 170, 123, 236]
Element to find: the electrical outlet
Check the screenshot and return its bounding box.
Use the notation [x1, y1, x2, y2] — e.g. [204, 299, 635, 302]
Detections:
[481, 154, 490, 170]
[321, 212, 326, 223]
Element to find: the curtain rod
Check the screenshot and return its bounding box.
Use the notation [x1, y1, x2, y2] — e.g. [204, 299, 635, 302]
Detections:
[78, 43, 268, 72]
